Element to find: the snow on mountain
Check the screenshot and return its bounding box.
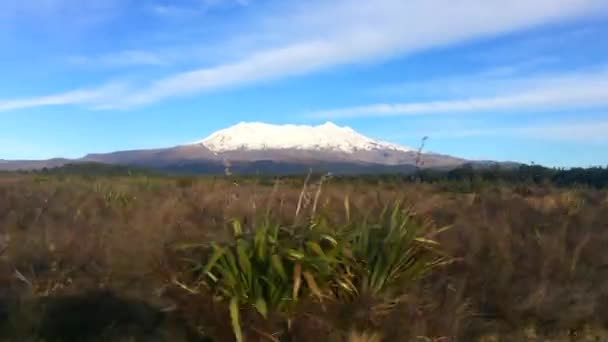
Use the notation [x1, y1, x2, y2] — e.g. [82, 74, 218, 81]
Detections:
[193, 122, 412, 153]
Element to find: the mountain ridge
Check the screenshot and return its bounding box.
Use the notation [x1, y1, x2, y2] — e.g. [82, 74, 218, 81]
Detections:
[193, 122, 413, 153]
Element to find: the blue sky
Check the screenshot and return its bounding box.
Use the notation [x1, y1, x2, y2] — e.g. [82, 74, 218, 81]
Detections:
[1, 0, 608, 167]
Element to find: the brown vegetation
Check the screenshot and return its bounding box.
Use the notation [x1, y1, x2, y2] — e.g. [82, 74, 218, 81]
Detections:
[1, 174, 607, 341]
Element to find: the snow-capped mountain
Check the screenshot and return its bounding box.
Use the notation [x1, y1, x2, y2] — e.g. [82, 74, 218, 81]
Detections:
[1, 122, 468, 174]
[194, 122, 412, 153]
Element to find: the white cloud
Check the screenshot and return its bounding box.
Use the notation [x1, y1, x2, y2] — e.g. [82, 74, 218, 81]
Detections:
[202, 0, 251, 7]
[115, 40, 367, 107]
[70, 50, 168, 68]
[0, 83, 124, 112]
[0, 0, 123, 27]
[2, 0, 608, 110]
[149, 4, 196, 17]
[467, 27, 597, 64]
[98, 50, 166, 67]
[518, 120, 608, 142]
[150, 0, 251, 17]
[106, 0, 608, 108]
[374, 56, 563, 98]
[311, 68, 608, 118]
[410, 120, 608, 143]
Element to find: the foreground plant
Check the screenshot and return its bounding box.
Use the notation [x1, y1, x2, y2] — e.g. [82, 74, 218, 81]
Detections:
[175, 219, 344, 341]
[344, 203, 451, 312]
[174, 201, 450, 341]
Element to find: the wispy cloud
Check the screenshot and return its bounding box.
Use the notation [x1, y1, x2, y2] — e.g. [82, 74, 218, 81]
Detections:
[149, 4, 198, 17]
[113, 40, 379, 107]
[311, 68, 608, 118]
[107, 0, 608, 108]
[375, 56, 562, 98]
[2, 0, 607, 110]
[0, 83, 125, 112]
[150, 0, 251, 17]
[202, 0, 252, 8]
[408, 119, 608, 143]
[0, 0, 124, 29]
[1, 0, 120, 16]
[519, 120, 608, 143]
[467, 27, 598, 64]
[69, 50, 168, 68]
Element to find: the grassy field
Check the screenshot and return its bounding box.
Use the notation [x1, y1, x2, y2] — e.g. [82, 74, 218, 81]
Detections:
[1, 174, 608, 341]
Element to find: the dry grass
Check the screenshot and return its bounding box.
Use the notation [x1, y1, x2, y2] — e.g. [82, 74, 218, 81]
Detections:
[347, 331, 383, 342]
[1, 174, 607, 341]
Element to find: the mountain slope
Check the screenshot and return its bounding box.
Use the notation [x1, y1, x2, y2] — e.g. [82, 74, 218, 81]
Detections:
[1, 122, 467, 174]
[0, 158, 71, 171]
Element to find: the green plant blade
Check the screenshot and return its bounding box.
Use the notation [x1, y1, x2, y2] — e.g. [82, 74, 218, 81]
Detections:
[271, 254, 288, 281]
[255, 296, 268, 319]
[230, 298, 243, 342]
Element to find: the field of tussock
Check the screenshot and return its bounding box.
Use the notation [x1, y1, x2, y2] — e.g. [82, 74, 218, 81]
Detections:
[1, 174, 608, 341]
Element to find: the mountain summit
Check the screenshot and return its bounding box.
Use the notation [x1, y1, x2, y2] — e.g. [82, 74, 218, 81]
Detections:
[193, 122, 413, 153]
